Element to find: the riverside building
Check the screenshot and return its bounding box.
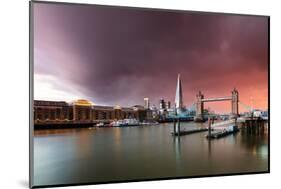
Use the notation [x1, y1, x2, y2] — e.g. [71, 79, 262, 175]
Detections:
[34, 99, 153, 125]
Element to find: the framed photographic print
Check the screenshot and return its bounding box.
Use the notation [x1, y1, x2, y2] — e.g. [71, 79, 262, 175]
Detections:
[29, 0, 269, 188]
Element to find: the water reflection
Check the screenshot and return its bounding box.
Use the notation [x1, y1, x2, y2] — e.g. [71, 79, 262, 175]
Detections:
[173, 136, 181, 160]
[33, 122, 268, 186]
[75, 130, 92, 157]
[240, 131, 268, 160]
[208, 140, 212, 158]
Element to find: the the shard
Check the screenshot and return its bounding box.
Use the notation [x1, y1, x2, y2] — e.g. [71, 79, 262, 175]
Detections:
[175, 74, 183, 111]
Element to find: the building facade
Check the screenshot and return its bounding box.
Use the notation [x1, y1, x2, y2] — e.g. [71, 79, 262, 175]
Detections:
[34, 99, 153, 123]
[34, 100, 73, 122]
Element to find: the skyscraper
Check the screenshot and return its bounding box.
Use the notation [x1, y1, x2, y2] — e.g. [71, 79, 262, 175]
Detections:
[175, 74, 183, 111]
[144, 97, 150, 109]
[159, 98, 166, 110]
[166, 101, 171, 109]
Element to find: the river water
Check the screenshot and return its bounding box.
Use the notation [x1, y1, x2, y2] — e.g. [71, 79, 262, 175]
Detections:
[33, 122, 268, 186]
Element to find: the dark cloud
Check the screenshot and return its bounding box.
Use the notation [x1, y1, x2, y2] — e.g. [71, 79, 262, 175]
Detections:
[34, 2, 268, 112]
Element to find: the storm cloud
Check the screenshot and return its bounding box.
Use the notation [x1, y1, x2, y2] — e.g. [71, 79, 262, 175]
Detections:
[33, 2, 268, 113]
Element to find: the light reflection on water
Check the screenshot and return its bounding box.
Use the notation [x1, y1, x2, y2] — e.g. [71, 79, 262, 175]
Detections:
[33, 122, 268, 186]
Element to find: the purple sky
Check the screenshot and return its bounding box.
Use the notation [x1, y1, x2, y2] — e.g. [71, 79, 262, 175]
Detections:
[33, 2, 268, 113]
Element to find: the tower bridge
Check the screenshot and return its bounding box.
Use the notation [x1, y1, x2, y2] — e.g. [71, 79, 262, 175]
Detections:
[194, 88, 239, 122]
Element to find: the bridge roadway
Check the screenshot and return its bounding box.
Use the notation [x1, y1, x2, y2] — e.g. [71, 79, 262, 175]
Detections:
[201, 96, 232, 102]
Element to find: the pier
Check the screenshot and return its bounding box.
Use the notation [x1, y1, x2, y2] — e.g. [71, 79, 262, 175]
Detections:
[171, 128, 209, 136]
[206, 130, 238, 139]
[170, 117, 241, 139]
[171, 117, 211, 136]
[239, 117, 267, 135]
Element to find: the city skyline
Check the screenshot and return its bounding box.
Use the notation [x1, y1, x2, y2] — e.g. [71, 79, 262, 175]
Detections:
[33, 3, 268, 113]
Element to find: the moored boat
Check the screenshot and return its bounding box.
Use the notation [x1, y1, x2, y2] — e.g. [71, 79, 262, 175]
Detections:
[96, 122, 105, 127]
[110, 118, 140, 127]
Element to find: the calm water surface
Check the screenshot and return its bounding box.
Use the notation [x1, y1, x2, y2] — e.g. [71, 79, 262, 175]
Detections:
[33, 122, 268, 186]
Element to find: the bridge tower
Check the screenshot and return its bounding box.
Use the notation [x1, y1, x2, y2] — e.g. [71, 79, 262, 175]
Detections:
[231, 88, 239, 118]
[194, 91, 204, 122]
